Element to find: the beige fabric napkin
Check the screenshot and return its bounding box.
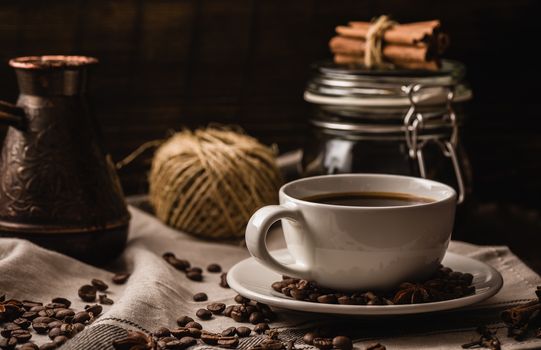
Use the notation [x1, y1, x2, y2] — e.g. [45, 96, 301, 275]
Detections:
[1, 205, 540, 350]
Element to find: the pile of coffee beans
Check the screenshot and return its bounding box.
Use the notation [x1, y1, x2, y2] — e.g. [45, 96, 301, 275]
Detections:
[77, 278, 115, 305]
[0, 295, 102, 350]
[272, 266, 475, 305]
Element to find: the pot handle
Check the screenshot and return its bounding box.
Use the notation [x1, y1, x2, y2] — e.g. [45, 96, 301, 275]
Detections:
[0, 100, 25, 130]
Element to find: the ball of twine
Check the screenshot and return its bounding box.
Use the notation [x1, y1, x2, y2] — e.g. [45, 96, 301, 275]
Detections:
[149, 128, 282, 239]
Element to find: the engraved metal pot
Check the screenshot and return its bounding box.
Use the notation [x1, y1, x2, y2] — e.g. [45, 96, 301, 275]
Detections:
[0, 55, 130, 263]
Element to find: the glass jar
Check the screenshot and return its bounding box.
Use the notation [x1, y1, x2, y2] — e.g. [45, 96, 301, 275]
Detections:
[301, 60, 473, 203]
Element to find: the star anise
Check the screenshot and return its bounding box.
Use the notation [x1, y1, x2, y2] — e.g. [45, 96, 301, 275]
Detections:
[392, 282, 431, 304]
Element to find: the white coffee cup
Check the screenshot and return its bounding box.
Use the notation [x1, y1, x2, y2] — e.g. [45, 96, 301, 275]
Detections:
[245, 174, 457, 291]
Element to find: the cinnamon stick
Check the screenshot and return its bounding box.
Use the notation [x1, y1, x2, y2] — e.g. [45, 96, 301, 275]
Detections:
[329, 36, 432, 62]
[340, 20, 441, 45]
[334, 54, 440, 71]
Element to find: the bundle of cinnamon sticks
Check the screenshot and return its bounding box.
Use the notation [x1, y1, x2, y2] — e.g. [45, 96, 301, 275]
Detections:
[329, 19, 449, 70]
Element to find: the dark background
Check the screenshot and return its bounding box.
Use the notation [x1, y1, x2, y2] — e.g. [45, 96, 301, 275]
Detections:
[0, 1, 540, 266]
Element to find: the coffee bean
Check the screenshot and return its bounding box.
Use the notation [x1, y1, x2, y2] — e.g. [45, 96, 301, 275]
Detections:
[186, 271, 203, 281]
[170, 327, 190, 338]
[366, 343, 386, 350]
[187, 328, 201, 338]
[38, 309, 55, 318]
[32, 317, 55, 324]
[313, 338, 333, 350]
[73, 323, 85, 333]
[254, 323, 270, 334]
[0, 337, 17, 348]
[271, 282, 285, 292]
[332, 336, 352, 350]
[86, 304, 103, 317]
[187, 267, 203, 274]
[51, 298, 71, 308]
[77, 285, 97, 302]
[12, 318, 30, 329]
[72, 311, 91, 324]
[207, 263, 222, 273]
[180, 336, 196, 347]
[185, 321, 202, 330]
[234, 295, 250, 304]
[193, 293, 208, 302]
[154, 326, 171, 338]
[32, 322, 48, 334]
[230, 310, 245, 323]
[303, 332, 319, 345]
[39, 342, 57, 350]
[112, 273, 131, 285]
[176, 316, 193, 327]
[221, 327, 236, 336]
[99, 294, 114, 305]
[112, 330, 151, 350]
[196, 308, 212, 320]
[249, 311, 264, 324]
[55, 309, 75, 320]
[201, 332, 220, 345]
[19, 343, 39, 350]
[290, 288, 307, 300]
[91, 279, 109, 292]
[164, 254, 191, 272]
[236, 326, 251, 337]
[223, 305, 235, 317]
[47, 321, 63, 330]
[207, 303, 226, 315]
[317, 295, 337, 304]
[217, 336, 239, 348]
[48, 327, 61, 340]
[1, 323, 20, 337]
[21, 311, 38, 320]
[29, 306, 45, 313]
[53, 335, 68, 346]
[220, 273, 229, 288]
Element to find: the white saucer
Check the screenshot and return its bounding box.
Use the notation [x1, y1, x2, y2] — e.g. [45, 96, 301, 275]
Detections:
[227, 249, 503, 316]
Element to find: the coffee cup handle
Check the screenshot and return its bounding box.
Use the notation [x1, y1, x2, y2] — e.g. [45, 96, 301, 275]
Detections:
[245, 204, 311, 280]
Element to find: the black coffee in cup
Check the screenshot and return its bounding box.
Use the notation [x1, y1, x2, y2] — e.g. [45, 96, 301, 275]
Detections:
[301, 192, 434, 207]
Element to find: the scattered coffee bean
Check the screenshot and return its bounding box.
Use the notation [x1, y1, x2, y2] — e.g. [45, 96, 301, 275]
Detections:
[50, 298, 71, 308]
[317, 295, 337, 304]
[77, 285, 97, 302]
[221, 327, 236, 337]
[366, 343, 386, 350]
[201, 331, 220, 345]
[21, 311, 37, 321]
[186, 267, 203, 274]
[73, 323, 85, 333]
[72, 311, 91, 324]
[207, 303, 226, 315]
[217, 336, 239, 348]
[19, 343, 39, 350]
[249, 311, 264, 324]
[47, 321, 63, 330]
[91, 279, 109, 292]
[313, 338, 333, 350]
[54, 309, 74, 320]
[176, 315, 193, 327]
[1, 323, 20, 337]
[223, 305, 234, 317]
[193, 293, 208, 302]
[99, 294, 114, 305]
[254, 322, 270, 334]
[196, 308, 212, 320]
[303, 332, 319, 345]
[170, 327, 190, 338]
[13, 317, 31, 329]
[185, 321, 202, 330]
[53, 335, 68, 346]
[48, 327, 62, 339]
[85, 304, 103, 317]
[207, 263, 222, 273]
[234, 326, 250, 337]
[234, 295, 250, 304]
[39, 342, 58, 350]
[220, 273, 229, 288]
[32, 317, 55, 325]
[332, 336, 352, 350]
[187, 327, 201, 338]
[256, 339, 283, 350]
[112, 330, 152, 350]
[112, 273, 131, 285]
[0, 337, 17, 348]
[180, 336, 196, 347]
[153, 326, 171, 338]
[38, 309, 55, 318]
[186, 271, 203, 282]
[32, 322, 48, 334]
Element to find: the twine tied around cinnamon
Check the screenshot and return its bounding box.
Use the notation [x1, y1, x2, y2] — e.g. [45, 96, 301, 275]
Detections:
[364, 15, 397, 69]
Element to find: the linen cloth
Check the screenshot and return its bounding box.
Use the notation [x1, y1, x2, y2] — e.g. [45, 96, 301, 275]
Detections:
[1, 205, 540, 350]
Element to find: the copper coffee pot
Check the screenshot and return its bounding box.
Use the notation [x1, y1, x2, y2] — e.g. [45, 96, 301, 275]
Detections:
[0, 56, 130, 263]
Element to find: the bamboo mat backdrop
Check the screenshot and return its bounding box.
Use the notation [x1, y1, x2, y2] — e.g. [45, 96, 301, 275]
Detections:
[0, 1, 538, 213]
